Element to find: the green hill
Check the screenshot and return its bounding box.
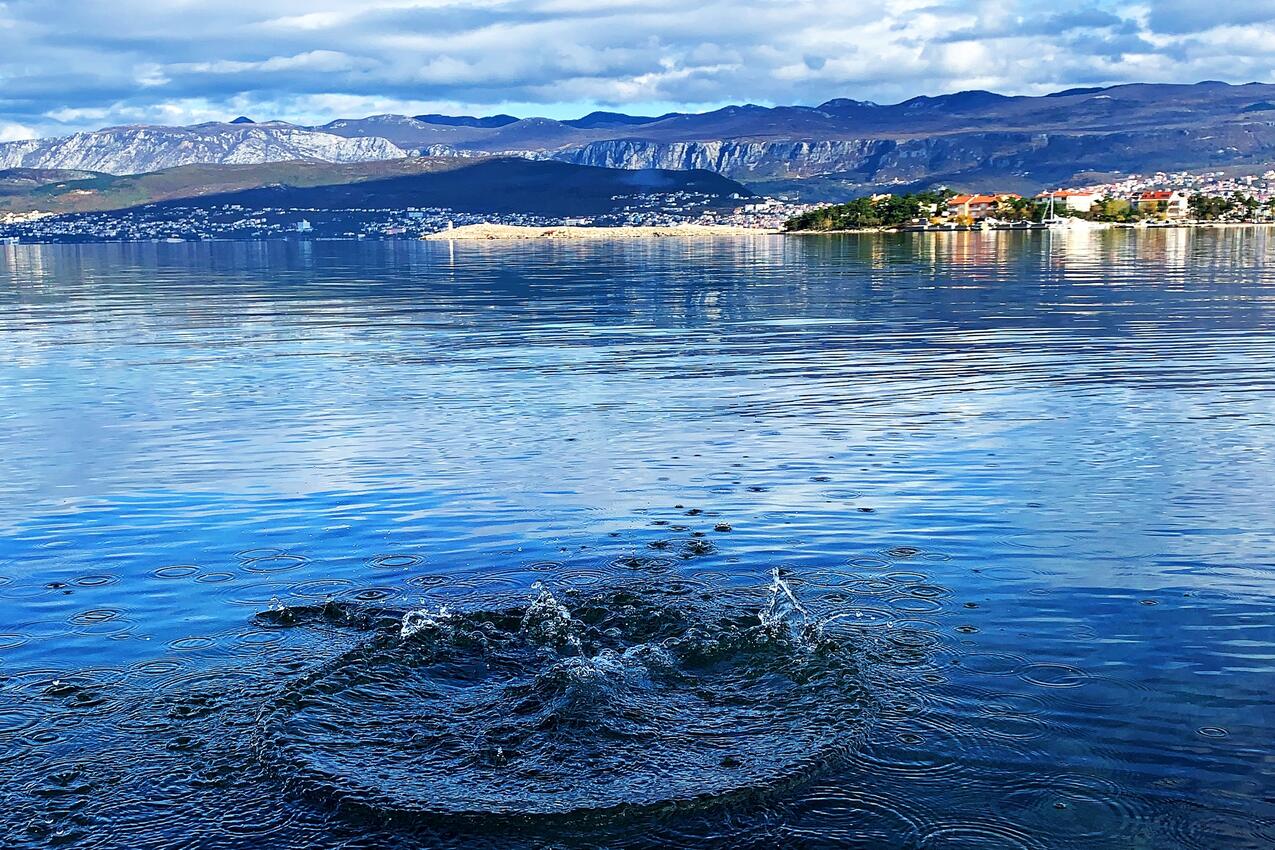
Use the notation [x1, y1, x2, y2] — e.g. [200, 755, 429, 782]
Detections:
[0, 157, 750, 217]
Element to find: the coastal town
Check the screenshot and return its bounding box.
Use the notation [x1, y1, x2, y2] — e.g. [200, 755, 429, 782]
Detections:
[0, 191, 808, 242]
[785, 167, 1275, 231]
[937, 167, 1275, 225]
[2, 168, 1275, 243]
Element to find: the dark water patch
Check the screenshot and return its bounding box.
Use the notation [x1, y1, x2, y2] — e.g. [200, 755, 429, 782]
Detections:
[234, 629, 284, 647]
[168, 636, 218, 652]
[1061, 674, 1153, 712]
[523, 560, 564, 572]
[961, 653, 1031, 676]
[240, 554, 310, 574]
[916, 818, 1046, 849]
[780, 785, 930, 847]
[288, 578, 356, 598]
[840, 578, 896, 594]
[71, 574, 118, 588]
[0, 705, 41, 735]
[610, 554, 677, 571]
[338, 586, 400, 603]
[195, 571, 236, 584]
[0, 633, 30, 651]
[152, 565, 200, 580]
[67, 609, 125, 627]
[856, 713, 990, 786]
[890, 596, 945, 615]
[1159, 800, 1272, 850]
[1020, 663, 1088, 689]
[367, 554, 425, 570]
[678, 538, 716, 559]
[41, 676, 119, 712]
[255, 599, 401, 632]
[883, 571, 927, 584]
[992, 775, 1151, 846]
[905, 583, 951, 599]
[125, 658, 185, 680]
[405, 574, 450, 590]
[255, 575, 881, 829]
[821, 606, 897, 631]
[235, 548, 285, 562]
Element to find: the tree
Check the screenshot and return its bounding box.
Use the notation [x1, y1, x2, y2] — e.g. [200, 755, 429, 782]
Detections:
[1089, 197, 1133, 222]
[1233, 192, 1260, 220]
[783, 192, 946, 231]
[1189, 194, 1238, 221]
[997, 197, 1033, 221]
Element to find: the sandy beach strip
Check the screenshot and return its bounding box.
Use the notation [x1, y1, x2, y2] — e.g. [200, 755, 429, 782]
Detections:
[422, 223, 776, 240]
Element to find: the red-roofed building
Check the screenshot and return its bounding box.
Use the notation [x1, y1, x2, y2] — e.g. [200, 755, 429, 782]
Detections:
[1037, 189, 1102, 213]
[1133, 189, 1190, 219]
[946, 193, 1022, 221]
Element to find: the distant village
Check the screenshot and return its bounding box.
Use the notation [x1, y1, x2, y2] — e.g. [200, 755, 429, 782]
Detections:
[0, 190, 795, 243]
[895, 168, 1275, 226]
[2, 168, 1275, 244]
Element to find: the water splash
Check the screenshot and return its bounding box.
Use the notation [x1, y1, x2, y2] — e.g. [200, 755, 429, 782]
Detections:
[399, 605, 452, 640]
[256, 574, 875, 825]
[520, 581, 581, 650]
[759, 567, 815, 643]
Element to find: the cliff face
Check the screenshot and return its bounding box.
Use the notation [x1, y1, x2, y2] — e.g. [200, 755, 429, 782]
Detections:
[547, 139, 895, 178]
[532, 124, 1275, 190]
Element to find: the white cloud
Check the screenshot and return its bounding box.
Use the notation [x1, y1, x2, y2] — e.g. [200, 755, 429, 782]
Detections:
[0, 120, 34, 141]
[0, 0, 1271, 137]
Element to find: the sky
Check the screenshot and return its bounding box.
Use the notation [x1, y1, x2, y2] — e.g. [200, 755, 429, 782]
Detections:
[1, 0, 1274, 141]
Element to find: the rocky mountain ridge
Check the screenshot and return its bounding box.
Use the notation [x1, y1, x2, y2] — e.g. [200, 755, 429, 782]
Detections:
[4, 82, 1275, 195]
[0, 124, 405, 176]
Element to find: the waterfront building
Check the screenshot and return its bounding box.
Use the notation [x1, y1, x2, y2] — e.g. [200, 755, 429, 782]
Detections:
[946, 193, 1022, 221]
[1133, 190, 1191, 219]
[1039, 190, 1102, 213]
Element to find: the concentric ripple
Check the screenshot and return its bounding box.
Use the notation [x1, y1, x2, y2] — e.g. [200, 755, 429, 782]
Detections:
[254, 575, 876, 825]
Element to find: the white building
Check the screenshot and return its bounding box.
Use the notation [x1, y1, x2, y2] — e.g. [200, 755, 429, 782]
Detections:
[1133, 190, 1191, 219]
[1040, 190, 1102, 213]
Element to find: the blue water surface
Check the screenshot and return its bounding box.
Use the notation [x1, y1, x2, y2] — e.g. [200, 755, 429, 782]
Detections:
[1, 231, 1273, 848]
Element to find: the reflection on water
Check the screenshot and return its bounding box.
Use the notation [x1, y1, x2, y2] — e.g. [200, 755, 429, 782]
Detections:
[1, 231, 1273, 848]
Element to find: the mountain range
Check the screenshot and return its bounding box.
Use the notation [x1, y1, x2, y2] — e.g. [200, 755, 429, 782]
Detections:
[3, 81, 1275, 199]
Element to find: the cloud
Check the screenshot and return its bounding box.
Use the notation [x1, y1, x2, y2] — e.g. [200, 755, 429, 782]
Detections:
[0, 0, 1272, 137]
[1144, 0, 1275, 35]
[0, 121, 35, 142]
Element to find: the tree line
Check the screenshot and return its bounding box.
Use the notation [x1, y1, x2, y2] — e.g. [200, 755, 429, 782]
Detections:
[783, 191, 955, 231]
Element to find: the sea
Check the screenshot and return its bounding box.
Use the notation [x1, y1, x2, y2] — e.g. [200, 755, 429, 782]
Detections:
[1, 230, 1273, 849]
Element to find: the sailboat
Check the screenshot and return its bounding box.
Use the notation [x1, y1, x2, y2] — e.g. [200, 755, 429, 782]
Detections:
[1040, 192, 1068, 228]
[1040, 191, 1101, 231]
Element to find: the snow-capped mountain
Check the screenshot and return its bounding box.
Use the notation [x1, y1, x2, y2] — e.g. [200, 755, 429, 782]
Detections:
[0, 123, 406, 175]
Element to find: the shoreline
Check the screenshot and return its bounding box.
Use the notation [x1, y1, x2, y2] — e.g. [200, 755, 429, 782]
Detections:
[786, 220, 1275, 235]
[5, 221, 1274, 247]
[422, 223, 777, 240]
